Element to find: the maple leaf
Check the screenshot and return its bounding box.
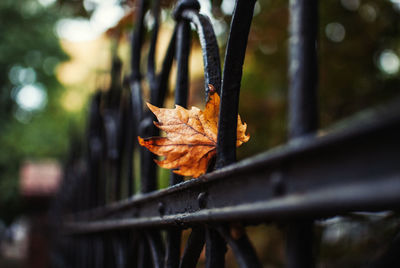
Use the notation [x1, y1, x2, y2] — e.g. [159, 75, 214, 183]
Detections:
[138, 85, 250, 178]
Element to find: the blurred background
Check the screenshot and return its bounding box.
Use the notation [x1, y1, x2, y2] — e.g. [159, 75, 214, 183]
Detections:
[1, 0, 400, 267]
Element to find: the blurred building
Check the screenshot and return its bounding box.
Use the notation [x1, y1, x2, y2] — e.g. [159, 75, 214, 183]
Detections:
[19, 160, 62, 268]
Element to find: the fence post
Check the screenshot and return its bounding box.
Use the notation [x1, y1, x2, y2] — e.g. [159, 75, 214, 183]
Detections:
[287, 0, 318, 267]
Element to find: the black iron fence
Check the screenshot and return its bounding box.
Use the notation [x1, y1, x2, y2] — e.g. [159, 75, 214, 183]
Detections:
[52, 0, 400, 267]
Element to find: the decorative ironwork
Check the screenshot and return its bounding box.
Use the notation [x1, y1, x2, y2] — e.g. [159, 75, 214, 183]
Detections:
[51, 0, 400, 267]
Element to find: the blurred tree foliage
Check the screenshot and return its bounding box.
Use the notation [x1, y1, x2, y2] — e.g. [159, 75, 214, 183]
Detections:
[0, 0, 72, 223]
[235, 0, 400, 158]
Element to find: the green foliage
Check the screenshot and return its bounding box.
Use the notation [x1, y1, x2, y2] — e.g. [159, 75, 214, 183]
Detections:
[0, 0, 71, 223]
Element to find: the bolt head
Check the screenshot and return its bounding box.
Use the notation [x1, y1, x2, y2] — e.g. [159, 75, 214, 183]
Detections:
[158, 202, 165, 216]
[271, 172, 285, 196]
[197, 192, 208, 209]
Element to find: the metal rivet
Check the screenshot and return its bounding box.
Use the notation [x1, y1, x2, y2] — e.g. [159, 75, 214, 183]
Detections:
[197, 192, 208, 209]
[271, 172, 285, 196]
[158, 202, 165, 216]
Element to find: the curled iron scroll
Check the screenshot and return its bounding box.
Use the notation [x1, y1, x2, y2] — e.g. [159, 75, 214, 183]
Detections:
[181, 9, 222, 98]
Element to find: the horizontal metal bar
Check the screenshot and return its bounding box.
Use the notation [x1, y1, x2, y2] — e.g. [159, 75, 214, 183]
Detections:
[66, 176, 400, 233]
[65, 100, 400, 233]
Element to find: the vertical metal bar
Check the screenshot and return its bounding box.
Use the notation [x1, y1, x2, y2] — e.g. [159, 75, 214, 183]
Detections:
[129, 0, 145, 193]
[82, 237, 91, 268]
[148, 0, 160, 99]
[166, 229, 181, 268]
[87, 93, 104, 207]
[125, 92, 135, 197]
[137, 0, 160, 193]
[127, 232, 139, 268]
[140, 134, 158, 193]
[118, 86, 135, 199]
[137, 238, 151, 268]
[131, 0, 156, 194]
[128, 0, 155, 264]
[99, 126, 107, 206]
[112, 234, 127, 268]
[216, 0, 257, 168]
[180, 10, 220, 98]
[103, 56, 123, 202]
[114, 59, 123, 201]
[180, 228, 205, 268]
[286, 221, 314, 268]
[116, 120, 124, 200]
[288, 0, 318, 139]
[131, 0, 147, 82]
[174, 21, 191, 109]
[286, 0, 318, 267]
[147, 232, 166, 268]
[218, 226, 262, 268]
[205, 228, 227, 268]
[94, 236, 105, 268]
[153, 29, 177, 108]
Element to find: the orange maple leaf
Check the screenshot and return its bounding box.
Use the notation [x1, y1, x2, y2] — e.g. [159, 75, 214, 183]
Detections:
[138, 85, 250, 178]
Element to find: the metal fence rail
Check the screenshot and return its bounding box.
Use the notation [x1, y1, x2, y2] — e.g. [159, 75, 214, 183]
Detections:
[53, 0, 400, 267]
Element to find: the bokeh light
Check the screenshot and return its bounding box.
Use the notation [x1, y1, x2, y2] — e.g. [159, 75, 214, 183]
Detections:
[15, 84, 47, 111]
[378, 49, 400, 75]
[9, 66, 37, 86]
[341, 0, 360, 11]
[221, 0, 235, 15]
[325, 22, 346, 43]
[359, 4, 377, 22]
[55, 0, 125, 42]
